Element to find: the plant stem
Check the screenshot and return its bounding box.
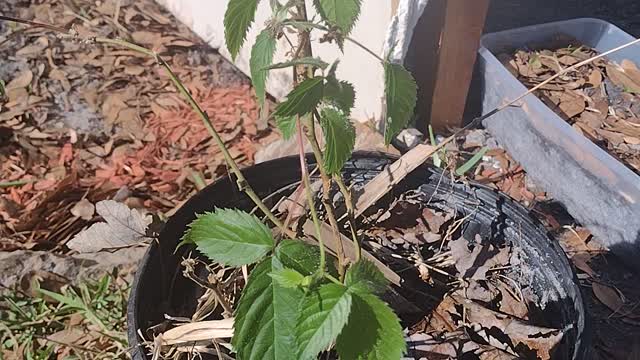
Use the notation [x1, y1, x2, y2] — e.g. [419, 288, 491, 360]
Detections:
[304, 116, 347, 277]
[0, 179, 35, 188]
[294, 2, 347, 278]
[333, 174, 361, 261]
[0, 14, 67, 33]
[154, 55, 291, 234]
[324, 274, 342, 285]
[343, 36, 384, 63]
[296, 117, 326, 272]
[284, 20, 384, 62]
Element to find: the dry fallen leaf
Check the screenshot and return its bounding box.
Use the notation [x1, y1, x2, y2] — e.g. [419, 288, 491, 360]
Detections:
[624, 136, 640, 145]
[570, 253, 595, 277]
[558, 92, 586, 118]
[46, 328, 88, 347]
[621, 59, 640, 86]
[449, 236, 511, 280]
[131, 31, 161, 46]
[70, 198, 95, 221]
[67, 200, 151, 252]
[422, 208, 452, 233]
[592, 282, 624, 313]
[6, 70, 33, 90]
[588, 69, 603, 87]
[606, 64, 640, 94]
[453, 295, 564, 359]
[496, 282, 529, 320]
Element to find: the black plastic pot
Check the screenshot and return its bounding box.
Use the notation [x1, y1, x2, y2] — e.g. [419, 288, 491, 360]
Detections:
[127, 152, 588, 359]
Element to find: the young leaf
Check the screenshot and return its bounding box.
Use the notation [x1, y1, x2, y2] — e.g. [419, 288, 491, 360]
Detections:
[320, 108, 355, 174]
[455, 147, 488, 176]
[276, 240, 336, 276]
[276, 115, 297, 140]
[313, 0, 362, 35]
[336, 292, 406, 360]
[265, 57, 329, 71]
[185, 208, 274, 267]
[323, 79, 355, 115]
[274, 77, 324, 118]
[250, 29, 277, 109]
[296, 283, 353, 360]
[345, 260, 388, 295]
[233, 257, 303, 360]
[269, 268, 306, 288]
[224, 0, 260, 60]
[383, 63, 417, 145]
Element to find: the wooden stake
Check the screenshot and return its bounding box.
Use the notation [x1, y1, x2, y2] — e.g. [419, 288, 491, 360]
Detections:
[413, 0, 490, 132]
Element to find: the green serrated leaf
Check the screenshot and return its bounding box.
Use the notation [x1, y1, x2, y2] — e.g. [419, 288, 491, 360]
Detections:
[336, 292, 406, 360]
[276, 116, 297, 140]
[265, 57, 329, 71]
[313, 0, 362, 35]
[275, 240, 322, 276]
[185, 208, 274, 267]
[296, 283, 353, 360]
[224, 0, 260, 60]
[383, 63, 417, 145]
[322, 61, 355, 114]
[250, 29, 277, 109]
[274, 77, 324, 118]
[233, 257, 302, 360]
[320, 108, 355, 174]
[345, 260, 388, 295]
[269, 268, 306, 288]
[323, 79, 355, 115]
[455, 147, 488, 176]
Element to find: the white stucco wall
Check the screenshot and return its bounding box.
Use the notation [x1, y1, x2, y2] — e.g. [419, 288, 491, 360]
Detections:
[155, 0, 395, 121]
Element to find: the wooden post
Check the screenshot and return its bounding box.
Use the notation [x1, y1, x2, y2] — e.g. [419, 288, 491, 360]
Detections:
[412, 0, 490, 133]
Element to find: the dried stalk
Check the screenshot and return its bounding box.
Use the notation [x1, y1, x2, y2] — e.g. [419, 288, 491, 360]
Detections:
[182, 261, 233, 316]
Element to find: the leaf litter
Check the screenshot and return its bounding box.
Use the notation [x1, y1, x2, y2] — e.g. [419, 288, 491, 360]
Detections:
[0, 0, 280, 253]
[445, 127, 640, 359]
[357, 190, 566, 359]
[426, 125, 640, 358]
[503, 44, 640, 174]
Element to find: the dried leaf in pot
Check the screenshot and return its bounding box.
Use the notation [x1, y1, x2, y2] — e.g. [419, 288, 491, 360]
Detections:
[453, 295, 564, 359]
[449, 235, 511, 280]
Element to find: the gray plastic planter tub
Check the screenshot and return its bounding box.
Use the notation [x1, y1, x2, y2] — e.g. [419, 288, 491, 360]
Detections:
[477, 18, 640, 272]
